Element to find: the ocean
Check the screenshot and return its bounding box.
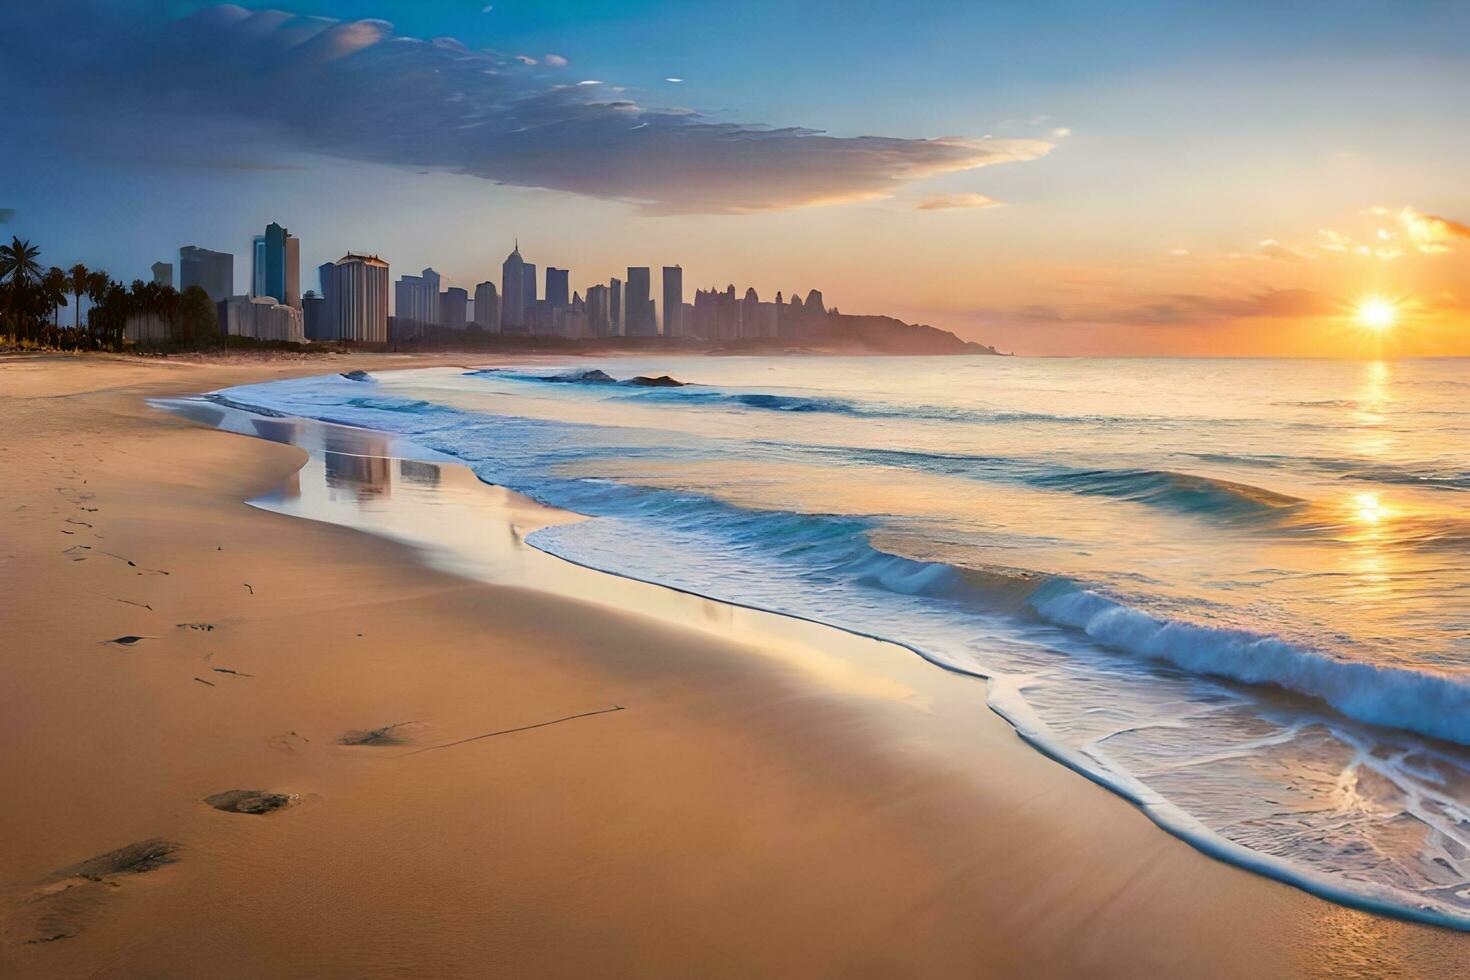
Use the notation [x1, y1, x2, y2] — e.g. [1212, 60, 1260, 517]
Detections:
[207, 355, 1470, 927]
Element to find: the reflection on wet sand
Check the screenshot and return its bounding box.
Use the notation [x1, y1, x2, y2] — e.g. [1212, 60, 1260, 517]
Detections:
[162, 396, 941, 711]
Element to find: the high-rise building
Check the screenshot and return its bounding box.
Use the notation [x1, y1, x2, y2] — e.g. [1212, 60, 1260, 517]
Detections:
[394, 268, 441, 326]
[692, 287, 715, 339]
[151, 262, 172, 288]
[501, 243, 526, 331]
[624, 267, 655, 336]
[284, 235, 300, 309]
[315, 261, 337, 339]
[252, 222, 299, 306]
[522, 262, 538, 310]
[179, 246, 233, 303]
[441, 287, 468, 329]
[586, 284, 611, 336]
[473, 281, 500, 332]
[609, 277, 622, 335]
[662, 266, 683, 337]
[325, 253, 389, 343]
[545, 267, 569, 310]
[251, 236, 267, 297]
[302, 291, 325, 340]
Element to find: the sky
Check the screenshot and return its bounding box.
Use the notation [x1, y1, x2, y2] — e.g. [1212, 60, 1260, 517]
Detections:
[5, 0, 1470, 355]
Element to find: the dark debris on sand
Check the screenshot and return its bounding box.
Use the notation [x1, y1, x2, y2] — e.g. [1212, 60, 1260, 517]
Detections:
[18, 840, 181, 946]
[339, 722, 415, 746]
[204, 790, 294, 815]
[53, 839, 181, 881]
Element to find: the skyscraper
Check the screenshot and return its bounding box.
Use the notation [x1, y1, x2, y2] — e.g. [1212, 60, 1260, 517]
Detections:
[151, 262, 172, 288]
[522, 262, 538, 310]
[501, 243, 525, 331]
[586, 284, 611, 336]
[545, 267, 569, 310]
[441, 287, 468, 329]
[302, 292, 325, 340]
[662, 265, 683, 337]
[625, 266, 655, 336]
[716, 285, 739, 339]
[251, 236, 266, 297]
[326, 253, 389, 343]
[284, 234, 300, 309]
[180, 246, 233, 303]
[253, 222, 298, 305]
[315, 261, 337, 340]
[394, 268, 441, 326]
[473, 281, 500, 332]
[609, 277, 622, 335]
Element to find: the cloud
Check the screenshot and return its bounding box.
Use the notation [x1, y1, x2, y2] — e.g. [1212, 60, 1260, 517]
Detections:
[3, 2, 1052, 216]
[1394, 206, 1470, 251]
[914, 193, 1002, 211]
[1050, 127, 1071, 138]
[1308, 206, 1470, 259]
[515, 54, 537, 65]
[996, 288, 1340, 327]
[665, 77, 684, 83]
[543, 53, 568, 67]
[1255, 239, 1317, 262]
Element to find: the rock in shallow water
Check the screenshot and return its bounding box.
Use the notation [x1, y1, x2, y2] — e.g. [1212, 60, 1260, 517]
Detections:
[545, 369, 616, 384]
[625, 375, 685, 387]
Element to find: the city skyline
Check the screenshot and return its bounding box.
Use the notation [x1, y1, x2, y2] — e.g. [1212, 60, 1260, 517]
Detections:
[5, 1, 1469, 355]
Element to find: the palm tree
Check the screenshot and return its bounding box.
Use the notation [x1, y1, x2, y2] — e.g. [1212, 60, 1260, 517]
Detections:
[68, 263, 91, 332]
[85, 271, 111, 344]
[0, 239, 43, 342]
[0, 237, 42, 286]
[41, 267, 68, 328]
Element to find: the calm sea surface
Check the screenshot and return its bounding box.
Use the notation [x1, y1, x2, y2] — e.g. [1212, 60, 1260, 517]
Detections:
[216, 355, 1470, 926]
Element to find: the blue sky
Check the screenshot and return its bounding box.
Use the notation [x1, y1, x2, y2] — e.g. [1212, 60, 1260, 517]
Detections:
[6, 1, 1469, 353]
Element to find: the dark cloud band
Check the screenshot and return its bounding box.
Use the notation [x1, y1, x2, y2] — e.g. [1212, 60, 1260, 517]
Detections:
[10, 2, 1052, 215]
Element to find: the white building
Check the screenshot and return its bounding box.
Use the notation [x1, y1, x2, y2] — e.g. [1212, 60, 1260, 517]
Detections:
[222, 295, 306, 343]
[326, 253, 389, 343]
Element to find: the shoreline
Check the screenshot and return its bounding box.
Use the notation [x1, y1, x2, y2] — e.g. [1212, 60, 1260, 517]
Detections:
[2, 353, 1465, 976]
[203, 362, 1470, 933]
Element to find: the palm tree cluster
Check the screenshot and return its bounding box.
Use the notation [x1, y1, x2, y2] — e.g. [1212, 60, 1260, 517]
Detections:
[1, 237, 219, 350]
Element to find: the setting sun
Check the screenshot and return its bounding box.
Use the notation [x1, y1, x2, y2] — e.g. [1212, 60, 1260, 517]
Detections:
[1357, 298, 1398, 332]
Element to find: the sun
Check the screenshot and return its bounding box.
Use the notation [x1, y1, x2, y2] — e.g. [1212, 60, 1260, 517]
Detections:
[1356, 297, 1398, 332]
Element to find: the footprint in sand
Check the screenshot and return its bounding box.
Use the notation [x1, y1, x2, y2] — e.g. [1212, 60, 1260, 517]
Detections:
[6, 839, 181, 946]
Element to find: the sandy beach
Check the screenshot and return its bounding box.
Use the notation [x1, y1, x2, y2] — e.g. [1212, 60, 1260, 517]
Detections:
[1, 353, 1464, 978]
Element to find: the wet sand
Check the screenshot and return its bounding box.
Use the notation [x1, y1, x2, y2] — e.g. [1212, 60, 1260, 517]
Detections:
[1, 352, 1465, 977]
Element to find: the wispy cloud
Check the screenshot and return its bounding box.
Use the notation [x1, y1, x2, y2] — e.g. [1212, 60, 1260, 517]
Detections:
[997, 288, 1340, 327]
[1254, 239, 1317, 262]
[1384, 206, 1470, 251]
[914, 193, 1002, 211]
[6, 2, 1052, 216]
